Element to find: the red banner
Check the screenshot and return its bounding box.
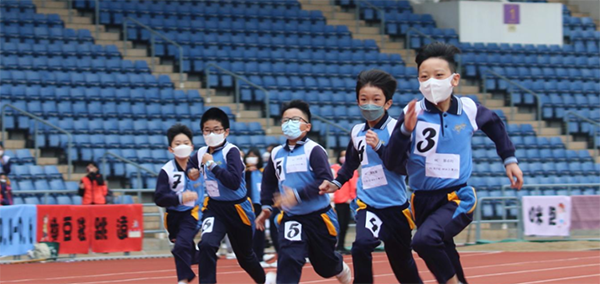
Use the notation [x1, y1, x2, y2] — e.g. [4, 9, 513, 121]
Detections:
[90, 204, 144, 253]
[36, 205, 143, 254]
[37, 205, 91, 254]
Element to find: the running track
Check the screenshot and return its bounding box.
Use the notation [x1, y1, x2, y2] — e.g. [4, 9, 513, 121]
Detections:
[1, 251, 599, 283]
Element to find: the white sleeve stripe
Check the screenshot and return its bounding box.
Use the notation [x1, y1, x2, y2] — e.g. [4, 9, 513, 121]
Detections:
[460, 97, 479, 132]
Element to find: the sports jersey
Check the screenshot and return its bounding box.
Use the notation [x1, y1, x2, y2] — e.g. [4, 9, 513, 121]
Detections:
[154, 159, 203, 212]
[381, 96, 517, 191]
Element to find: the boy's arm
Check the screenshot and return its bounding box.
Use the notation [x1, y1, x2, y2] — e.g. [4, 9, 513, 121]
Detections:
[378, 111, 412, 175]
[475, 104, 517, 165]
[154, 170, 182, 207]
[209, 148, 245, 190]
[294, 146, 334, 202]
[331, 140, 360, 188]
[260, 157, 278, 211]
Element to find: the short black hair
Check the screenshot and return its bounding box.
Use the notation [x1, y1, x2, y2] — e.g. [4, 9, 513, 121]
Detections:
[356, 69, 397, 102]
[167, 123, 193, 146]
[415, 42, 461, 73]
[201, 107, 230, 130]
[281, 100, 311, 122]
[246, 147, 263, 170]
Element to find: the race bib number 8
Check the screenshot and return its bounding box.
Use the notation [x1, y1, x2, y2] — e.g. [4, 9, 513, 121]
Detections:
[284, 221, 302, 241]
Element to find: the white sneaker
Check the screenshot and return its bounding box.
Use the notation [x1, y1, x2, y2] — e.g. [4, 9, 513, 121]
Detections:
[265, 271, 277, 284]
[225, 252, 236, 260]
[305, 257, 310, 263]
[177, 281, 188, 284]
[263, 253, 276, 262]
[269, 261, 278, 268]
[336, 262, 351, 284]
[260, 261, 271, 268]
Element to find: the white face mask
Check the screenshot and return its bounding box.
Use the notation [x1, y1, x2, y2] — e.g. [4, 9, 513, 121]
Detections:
[419, 74, 456, 105]
[172, 144, 193, 158]
[204, 133, 225, 147]
[262, 152, 270, 162]
[246, 157, 258, 165]
[0, 151, 4, 156]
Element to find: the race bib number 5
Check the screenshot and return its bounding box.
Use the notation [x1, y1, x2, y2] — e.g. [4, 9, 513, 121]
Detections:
[284, 221, 302, 241]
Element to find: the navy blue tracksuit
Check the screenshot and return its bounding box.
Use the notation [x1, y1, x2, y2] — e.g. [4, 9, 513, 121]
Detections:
[333, 114, 421, 284]
[261, 137, 345, 283]
[379, 97, 517, 283]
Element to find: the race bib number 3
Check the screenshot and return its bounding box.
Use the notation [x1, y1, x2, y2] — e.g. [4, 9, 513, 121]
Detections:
[414, 121, 440, 156]
[284, 221, 302, 241]
[361, 164, 388, 190]
[365, 211, 382, 238]
[425, 154, 460, 179]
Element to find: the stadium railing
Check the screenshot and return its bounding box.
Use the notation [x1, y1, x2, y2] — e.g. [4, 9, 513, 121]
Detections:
[1, 103, 74, 180]
[203, 63, 273, 131]
[122, 17, 185, 88]
[482, 69, 543, 131]
[100, 150, 158, 202]
[564, 111, 599, 157]
[312, 114, 351, 154]
[474, 196, 523, 242]
[355, 0, 387, 49]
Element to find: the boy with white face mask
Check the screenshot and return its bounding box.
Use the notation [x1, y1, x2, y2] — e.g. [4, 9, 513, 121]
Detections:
[378, 42, 524, 284]
[154, 123, 202, 284]
[187, 107, 266, 284]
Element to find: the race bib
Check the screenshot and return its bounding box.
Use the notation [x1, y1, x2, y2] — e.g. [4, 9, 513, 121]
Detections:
[274, 157, 286, 181]
[284, 221, 302, 241]
[206, 180, 220, 197]
[201, 217, 215, 235]
[414, 121, 440, 157]
[355, 136, 369, 166]
[286, 155, 307, 173]
[361, 164, 388, 190]
[425, 153, 460, 179]
[365, 211, 382, 238]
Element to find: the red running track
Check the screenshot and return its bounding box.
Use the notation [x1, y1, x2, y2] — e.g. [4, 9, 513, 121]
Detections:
[1, 251, 599, 284]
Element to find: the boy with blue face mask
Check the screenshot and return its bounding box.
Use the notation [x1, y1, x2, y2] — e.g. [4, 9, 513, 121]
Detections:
[379, 42, 524, 284]
[154, 123, 202, 284]
[256, 100, 351, 284]
[320, 70, 422, 284]
[187, 108, 267, 284]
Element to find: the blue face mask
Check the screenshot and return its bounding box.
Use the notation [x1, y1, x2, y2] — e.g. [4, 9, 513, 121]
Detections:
[282, 120, 303, 140]
[359, 104, 385, 121]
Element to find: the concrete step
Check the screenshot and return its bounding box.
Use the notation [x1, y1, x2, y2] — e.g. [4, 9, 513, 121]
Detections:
[57, 165, 69, 174]
[566, 141, 588, 150]
[331, 12, 355, 20]
[483, 99, 505, 108]
[238, 110, 262, 119]
[36, 8, 69, 17]
[397, 49, 416, 59]
[176, 81, 201, 90]
[326, 19, 359, 27]
[457, 85, 480, 94]
[144, 216, 160, 222]
[37, 157, 59, 166]
[3, 140, 25, 149]
[33, 0, 67, 8]
[538, 127, 561, 136]
[154, 65, 173, 73]
[95, 40, 129, 48]
[143, 206, 161, 213]
[121, 48, 148, 57]
[66, 23, 105, 33]
[353, 34, 384, 43]
[301, 4, 335, 13]
[152, 72, 188, 82]
[69, 16, 92, 25]
[348, 26, 381, 35]
[379, 42, 404, 50]
[64, 173, 87, 182]
[204, 95, 234, 104]
[98, 32, 120, 41]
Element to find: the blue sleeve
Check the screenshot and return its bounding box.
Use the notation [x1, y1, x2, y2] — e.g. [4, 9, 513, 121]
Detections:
[378, 112, 411, 175]
[332, 140, 360, 188]
[210, 148, 244, 190]
[186, 152, 200, 172]
[475, 104, 517, 165]
[296, 146, 334, 201]
[260, 157, 279, 210]
[154, 170, 181, 207]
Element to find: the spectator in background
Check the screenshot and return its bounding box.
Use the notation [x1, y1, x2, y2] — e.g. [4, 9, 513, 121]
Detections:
[261, 144, 279, 168]
[0, 143, 12, 175]
[79, 162, 108, 205]
[0, 174, 13, 205]
[330, 150, 357, 254]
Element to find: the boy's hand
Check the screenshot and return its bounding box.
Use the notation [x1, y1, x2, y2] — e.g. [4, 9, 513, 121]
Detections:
[181, 190, 198, 203]
[506, 163, 524, 190]
[255, 209, 272, 231]
[319, 180, 339, 195]
[404, 100, 418, 132]
[188, 168, 200, 181]
[365, 130, 380, 149]
[274, 186, 298, 208]
[202, 153, 213, 165]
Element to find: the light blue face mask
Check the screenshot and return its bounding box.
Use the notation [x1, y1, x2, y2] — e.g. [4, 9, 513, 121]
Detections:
[282, 120, 303, 140]
[359, 104, 385, 121]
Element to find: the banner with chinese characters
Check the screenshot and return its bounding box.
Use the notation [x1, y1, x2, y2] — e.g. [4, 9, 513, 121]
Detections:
[0, 205, 37, 257]
[522, 196, 571, 237]
[37, 205, 92, 254]
[89, 204, 143, 253]
[36, 205, 143, 254]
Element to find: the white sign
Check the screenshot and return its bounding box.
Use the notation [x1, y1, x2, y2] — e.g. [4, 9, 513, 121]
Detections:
[522, 196, 571, 237]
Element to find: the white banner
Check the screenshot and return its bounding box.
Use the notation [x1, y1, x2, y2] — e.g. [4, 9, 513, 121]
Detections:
[522, 196, 571, 237]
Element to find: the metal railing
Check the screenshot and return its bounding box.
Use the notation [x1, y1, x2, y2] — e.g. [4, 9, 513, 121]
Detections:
[101, 151, 158, 202]
[482, 69, 543, 131]
[203, 63, 272, 131]
[564, 111, 600, 157]
[1, 104, 73, 180]
[312, 114, 351, 153]
[474, 196, 523, 242]
[405, 27, 438, 49]
[502, 183, 600, 196]
[122, 17, 185, 88]
[355, 0, 386, 49]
